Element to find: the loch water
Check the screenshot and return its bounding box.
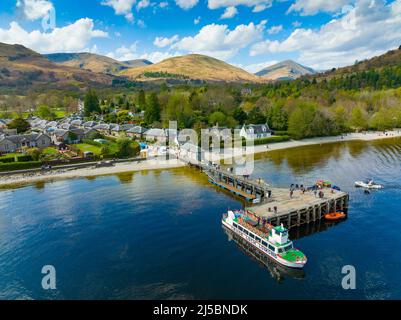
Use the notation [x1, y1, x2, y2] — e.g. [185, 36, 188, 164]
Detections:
[1, 138, 401, 299]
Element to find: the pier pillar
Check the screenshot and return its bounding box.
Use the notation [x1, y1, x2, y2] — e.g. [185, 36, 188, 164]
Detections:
[297, 210, 301, 227]
[312, 206, 317, 221]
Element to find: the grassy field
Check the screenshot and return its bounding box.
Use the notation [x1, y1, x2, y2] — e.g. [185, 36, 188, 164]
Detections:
[42, 147, 59, 156]
[0, 153, 21, 159]
[75, 144, 102, 155]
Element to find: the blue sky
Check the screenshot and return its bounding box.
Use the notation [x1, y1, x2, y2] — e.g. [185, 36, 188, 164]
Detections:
[0, 0, 400, 72]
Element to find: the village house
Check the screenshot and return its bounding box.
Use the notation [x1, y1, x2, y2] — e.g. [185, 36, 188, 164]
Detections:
[0, 128, 17, 136]
[0, 133, 52, 153]
[126, 126, 147, 139]
[143, 128, 167, 143]
[240, 124, 272, 140]
[179, 141, 202, 163]
[93, 123, 111, 135]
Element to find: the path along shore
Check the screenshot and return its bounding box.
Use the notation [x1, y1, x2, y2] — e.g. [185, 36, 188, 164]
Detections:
[1, 130, 400, 188]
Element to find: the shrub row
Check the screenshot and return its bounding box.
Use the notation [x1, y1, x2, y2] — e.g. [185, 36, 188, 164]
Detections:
[273, 130, 290, 136]
[0, 156, 15, 163]
[0, 161, 42, 172]
[0, 154, 33, 163]
[249, 135, 291, 146]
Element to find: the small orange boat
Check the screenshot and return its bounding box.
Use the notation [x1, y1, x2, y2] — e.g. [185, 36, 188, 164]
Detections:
[325, 212, 347, 221]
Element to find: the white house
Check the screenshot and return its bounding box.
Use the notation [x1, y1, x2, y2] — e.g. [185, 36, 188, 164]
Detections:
[240, 124, 272, 140]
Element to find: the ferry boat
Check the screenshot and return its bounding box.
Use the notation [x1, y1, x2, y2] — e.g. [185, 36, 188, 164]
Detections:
[222, 210, 307, 269]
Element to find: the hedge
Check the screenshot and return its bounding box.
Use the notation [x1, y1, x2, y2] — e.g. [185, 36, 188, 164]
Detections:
[273, 130, 289, 136]
[16, 155, 33, 162]
[247, 136, 291, 146]
[0, 156, 16, 163]
[0, 161, 42, 172]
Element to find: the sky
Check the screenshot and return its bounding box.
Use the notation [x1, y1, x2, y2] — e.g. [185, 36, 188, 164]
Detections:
[0, 0, 400, 72]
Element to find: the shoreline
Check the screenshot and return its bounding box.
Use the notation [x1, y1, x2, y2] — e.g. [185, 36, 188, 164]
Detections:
[1, 130, 400, 188]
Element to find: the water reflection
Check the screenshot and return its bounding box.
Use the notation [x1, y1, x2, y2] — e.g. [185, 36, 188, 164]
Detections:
[222, 217, 348, 283]
[116, 172, 135, 184]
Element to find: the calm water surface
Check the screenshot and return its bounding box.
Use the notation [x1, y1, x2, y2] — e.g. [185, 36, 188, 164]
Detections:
[1, 138, 401, 300]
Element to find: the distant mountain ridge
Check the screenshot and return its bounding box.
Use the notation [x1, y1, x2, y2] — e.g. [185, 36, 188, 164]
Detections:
[45, 52, 152, 75]
[0, 43, 114, 91]
[256, 60, 315, 81]
[122, 54, 264, 83]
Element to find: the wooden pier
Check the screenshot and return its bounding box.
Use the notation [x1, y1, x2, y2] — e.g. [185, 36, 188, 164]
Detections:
[206, 166, 271, 203]
[182, 157, 349, 229]
[246, 188, 349, 229]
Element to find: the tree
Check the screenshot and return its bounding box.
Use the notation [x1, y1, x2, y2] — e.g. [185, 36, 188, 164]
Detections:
[36, 105, 56, 120]
[7, 118, 31, 133]
[288, 103, 316, 139]
[247, 107, 266, 124]
[117, 138, 140, 158]
[84, 89, 101, 116]
[26, 148, 42, 161]
[145, 93, 161, 125]
[349, 107, 368, 131]
[137, 89, 146, 110]
[208, 111, 227, 126]
[267, 104, 288, 130]
[233, 108, 248, 125]
[333, 106, 348, 132]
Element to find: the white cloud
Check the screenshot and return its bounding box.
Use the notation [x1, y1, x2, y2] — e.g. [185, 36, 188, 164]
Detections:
[0, 18, 108, 54]
[208, 0, 273, 12]
[107, 43, 177, 63]
[287, 0, 353, 16]
[292, 21, 301, 28]
[154, 35, 180, 48]
[250, 0, 401, 70]
[194, 16, 201, 25]
[173, 20, 267, 60]
[136, 0, 150, 10]
[175, 0, 199, 10]
[16, 0, 54, 21]
[268, 24, 283, 34]
[243, 60, 279, 73]
[221, 6, 238, 19]
[101, 0, 136, 21]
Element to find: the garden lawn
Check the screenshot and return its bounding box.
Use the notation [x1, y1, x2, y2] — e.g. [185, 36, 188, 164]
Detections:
[75, 144, 102, 155]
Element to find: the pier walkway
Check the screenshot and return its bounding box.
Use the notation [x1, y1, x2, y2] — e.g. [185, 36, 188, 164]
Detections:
[180, 156, 349, 229]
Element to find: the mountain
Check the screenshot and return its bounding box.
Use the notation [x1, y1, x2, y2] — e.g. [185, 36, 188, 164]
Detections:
[123, 59, 153, 69]
[0, 43, 114, 91]
[256, 60, 315, 81]
[314, 47, 401, 79]
[45, 52, 152, 75]
[122, 54, 264, 83]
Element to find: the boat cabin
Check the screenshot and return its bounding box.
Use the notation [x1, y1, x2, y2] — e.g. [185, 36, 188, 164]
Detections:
[270, 225, 289, 245]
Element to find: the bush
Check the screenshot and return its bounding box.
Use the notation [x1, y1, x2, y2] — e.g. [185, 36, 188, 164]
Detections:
[0, 156, 16, 163]
[116, 138, 140, 158]
[248, 136, 291, 146]
[16, 155, 33, 162]
[273, 130, 289, 136]
[0, 161, 41, 172]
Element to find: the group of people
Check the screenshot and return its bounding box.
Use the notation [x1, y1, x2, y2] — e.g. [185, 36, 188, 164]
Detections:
[289, 183, 326, 199]
[289, 183, 306, 198]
